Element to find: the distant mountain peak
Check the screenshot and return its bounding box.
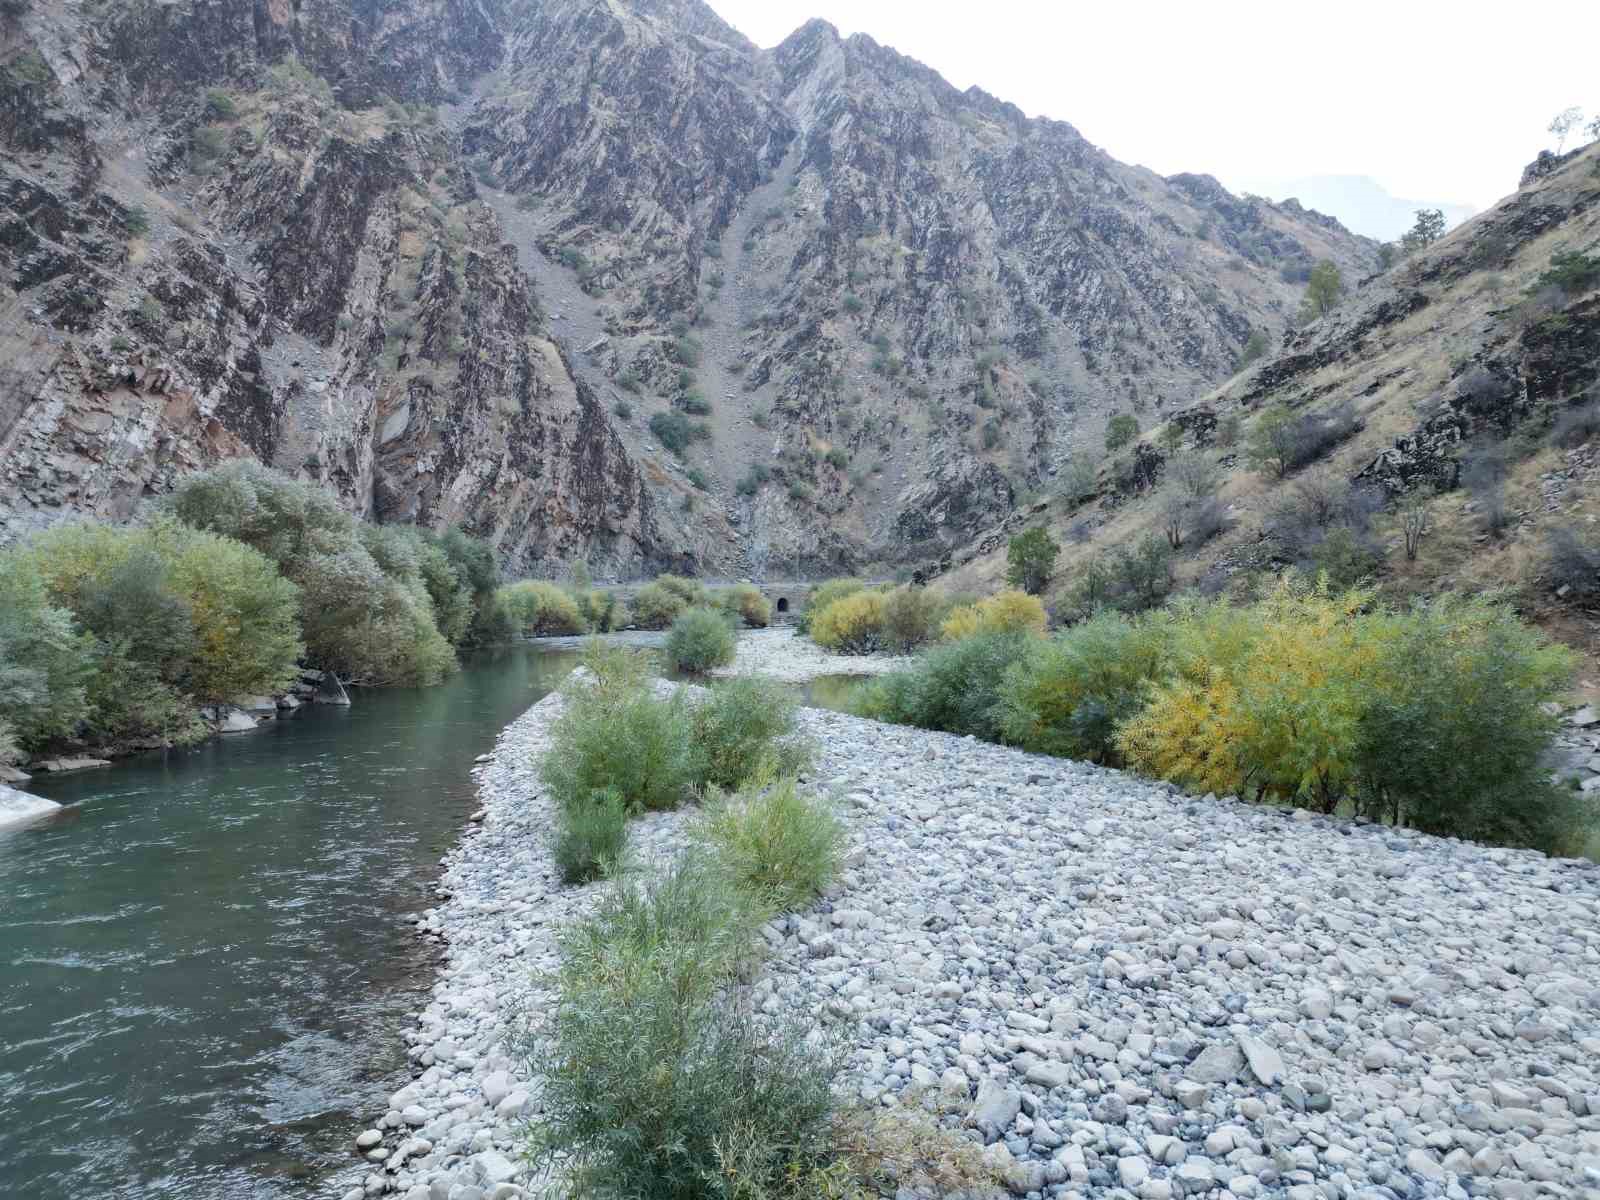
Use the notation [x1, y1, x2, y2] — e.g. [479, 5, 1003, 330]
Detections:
[1254, 174, 1477, 242]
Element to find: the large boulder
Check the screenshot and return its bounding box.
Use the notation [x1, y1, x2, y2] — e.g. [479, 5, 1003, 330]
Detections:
[0, 784, 62, 831]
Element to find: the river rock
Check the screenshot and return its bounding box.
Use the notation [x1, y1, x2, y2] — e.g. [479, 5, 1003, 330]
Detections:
[333, 642, 1600, 1200]
[31, 756, 111, 771]
[0, 784, 61, 830]
[316, 674, 352, 705]
[217, 709, 258, 733]
[1236, 1033, 1286, 1086]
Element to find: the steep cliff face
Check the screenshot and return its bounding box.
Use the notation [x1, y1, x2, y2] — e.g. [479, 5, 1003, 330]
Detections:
[459, 1, 1380, 570]
[935, 143, 1600, 610]
[1, 0, 1378, 576]
[0, 0, 673, 575]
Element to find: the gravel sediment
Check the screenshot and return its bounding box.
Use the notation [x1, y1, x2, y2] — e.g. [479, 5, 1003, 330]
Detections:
[712, 626, 916, 682]
[338, 639, 1600, 1200]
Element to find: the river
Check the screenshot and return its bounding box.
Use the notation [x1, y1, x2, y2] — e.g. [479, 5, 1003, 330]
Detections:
[0, 642, 590, 1200]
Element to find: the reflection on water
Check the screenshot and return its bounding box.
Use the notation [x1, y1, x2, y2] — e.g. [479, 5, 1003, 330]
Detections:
[798, 673, 874, 714]
[0, 643, 583, 1200]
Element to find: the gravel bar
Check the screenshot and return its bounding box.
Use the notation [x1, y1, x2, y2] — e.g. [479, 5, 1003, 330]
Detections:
[336, 680, 1600, 1200]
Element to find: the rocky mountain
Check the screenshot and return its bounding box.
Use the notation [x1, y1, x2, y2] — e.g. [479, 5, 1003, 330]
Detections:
[0, 0, 1379, 577]
[939, 141, 1600, 626]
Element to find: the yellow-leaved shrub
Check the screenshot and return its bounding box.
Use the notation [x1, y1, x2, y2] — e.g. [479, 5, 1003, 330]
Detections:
[497, 580, 588, 636]
[940, 590, 1047, 640]
[1117, 583, 1384, 808]
[810, 590, 888, 653]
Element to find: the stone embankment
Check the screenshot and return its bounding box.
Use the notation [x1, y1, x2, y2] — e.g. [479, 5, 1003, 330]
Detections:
[337, 639, 1600, 1200]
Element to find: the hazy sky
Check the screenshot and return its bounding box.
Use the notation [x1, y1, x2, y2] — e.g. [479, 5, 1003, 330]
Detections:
[705, 0, 1597, 214]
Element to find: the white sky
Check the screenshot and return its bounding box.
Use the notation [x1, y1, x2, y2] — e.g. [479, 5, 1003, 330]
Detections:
[705, 0, 1598, 213]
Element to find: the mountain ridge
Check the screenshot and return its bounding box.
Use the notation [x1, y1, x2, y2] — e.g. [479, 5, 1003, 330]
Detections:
[1, 0, 1380, 576]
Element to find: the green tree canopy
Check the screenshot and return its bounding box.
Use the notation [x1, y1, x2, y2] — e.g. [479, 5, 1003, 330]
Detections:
[1006, 527, 1060, 596]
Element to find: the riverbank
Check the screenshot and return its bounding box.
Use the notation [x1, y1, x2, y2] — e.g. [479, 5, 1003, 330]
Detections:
[712, 626, 915, 682]
[343, 666, 1600, 1199]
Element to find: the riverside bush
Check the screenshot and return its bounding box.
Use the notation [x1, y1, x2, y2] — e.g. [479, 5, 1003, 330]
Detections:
[498, 580, 588, 636]
[629, 581, 683, 629]
[1115, 583, 1576, 849]
[664, 607, 736, 674]
[656, 574, 709, 607]
[541, 676, 698, 814]
[854, 632, 1034, 743]
[940, 589, 1047, 640]
[1354, 596, 1578, 849]
[717, 582, 771, 628]
[690, 676, 812, 790]
[880, 585, 947, 652]
[553, 787, 629, 884]
[165, 461, 459, 684]
[0, 553, 94, 751]
[867, 582, 1576, 852]
[572, 588, 619, 633]
[997, 611, 1173, 763]
[810, 589, 888, 653]
[701, 774, 844, 913]
[525, 854, 837, 1200]
[20, 519, 302, 704]
[796, 578, 866, 634]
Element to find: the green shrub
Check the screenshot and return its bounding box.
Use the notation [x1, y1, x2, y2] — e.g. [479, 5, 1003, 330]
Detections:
[1114, 583, 1577, 850]
[701, 775, 844, 912]
[0, 552, 94, 751]
[31, 519, 303, 702]
[656, 574, 709, 607]
[879, 586, 946, 652]
[649, 411, 709, 455]
[997, 612, 1172, 763]
[1005, 527, 1059, 595]
[665, 607, 736, 674]
[690, 676, 813, 791]
[424, 527, 501, 646]
[202, 88, 237, 120]
[525, 855, 836, 1200]
[717, 582, 771, 628]
[571, 588, 618, 633]
[630, 581, 686, 629]
[1105, 412, 1138, 451]
[854, 632, 1034, 743]
[541, 677, 697, 814]
[810, 590, 887, 653]
[497, 580, 588, 636]
[735, 463, 770, 495]
[1355, 596, 1576, 849]
[164, 461, 456, 685]
[554, 787, 629, 884]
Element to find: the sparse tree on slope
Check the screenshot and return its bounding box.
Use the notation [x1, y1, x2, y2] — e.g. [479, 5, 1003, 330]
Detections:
[1300, 260, 1344, 322]
[1549, 106, 1584, 154]
[1402, 209, 1446, 254]
[1006, 527, 1060, 595]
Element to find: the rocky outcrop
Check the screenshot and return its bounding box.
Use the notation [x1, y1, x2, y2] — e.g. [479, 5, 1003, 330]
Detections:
[0, 0, 675, 575]
[0, 0, 1381, 574]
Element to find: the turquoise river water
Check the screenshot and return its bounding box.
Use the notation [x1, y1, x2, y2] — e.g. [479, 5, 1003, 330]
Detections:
[0, 643, 589, 1199]
[0, 640, 871, 1199]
